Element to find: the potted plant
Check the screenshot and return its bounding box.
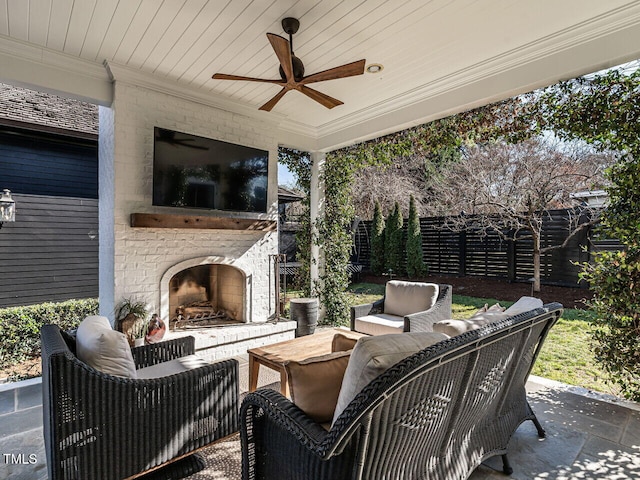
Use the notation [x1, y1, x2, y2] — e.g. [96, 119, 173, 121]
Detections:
[115, 298, 150, 347]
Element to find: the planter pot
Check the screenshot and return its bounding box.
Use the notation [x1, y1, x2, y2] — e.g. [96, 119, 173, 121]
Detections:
[134, 338, 145, 347]
[290, 298, 319, 337]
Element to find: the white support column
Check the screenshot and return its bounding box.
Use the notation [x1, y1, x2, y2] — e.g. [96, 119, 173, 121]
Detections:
[309, 151, 326, 303]
[98, 105, 116, 321]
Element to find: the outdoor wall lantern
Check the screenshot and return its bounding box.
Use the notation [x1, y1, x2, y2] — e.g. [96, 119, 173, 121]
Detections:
[0, 189, 16, 229]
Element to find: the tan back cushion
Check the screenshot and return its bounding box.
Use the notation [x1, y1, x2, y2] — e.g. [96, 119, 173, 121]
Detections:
[384, 281, 439, 317]
[76, 316, 137, 378]
[332, 332, 448, 425]
[332, 333, 359, 352]
[284, 350, 352, 423]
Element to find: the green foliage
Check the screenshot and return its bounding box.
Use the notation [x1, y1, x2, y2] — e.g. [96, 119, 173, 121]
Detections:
[115, 298, 149, 321]
[279, 148, 313, 295]
[385, 202, 404, 275]
[0, 298, 99, 369]
[581, 247, 640, 399]
[316, 152, 362, 325]
[341, 96, 535, 169]
[602, 155, 640, 245]
[370, 201, 386, 275]
[534, 66, 640, 152]
[539, 63, 640, 399]
[406, 195, 426, 277]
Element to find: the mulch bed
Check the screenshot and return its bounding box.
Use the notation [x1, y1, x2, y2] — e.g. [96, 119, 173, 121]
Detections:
[360, 274, 592, 310]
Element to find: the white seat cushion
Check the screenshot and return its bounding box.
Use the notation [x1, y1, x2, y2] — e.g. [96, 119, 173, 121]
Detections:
[332, 332, 448, 425]
[76, 315, 137, 378]
[136, 354, 210, 379]
[384, 281, 439, 317]
[354, 313, 404, 336]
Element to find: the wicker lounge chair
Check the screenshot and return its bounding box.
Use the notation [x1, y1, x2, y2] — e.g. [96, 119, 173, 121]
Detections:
[241, 303, 562, 480]
[350, 282, 453, 334]
[41, 324, 239, 480]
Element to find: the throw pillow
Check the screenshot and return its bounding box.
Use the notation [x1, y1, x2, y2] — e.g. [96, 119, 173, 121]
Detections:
[76, 315, 137, 378]
[284, 350, 352, 423]
[332, 333, 359, 352]
[474, 302, 505, 315]
[332, 332, 448, 425]
[504, 296, 543, 316]
[432, 311, 509, 337]
[384, 281, 439, 317]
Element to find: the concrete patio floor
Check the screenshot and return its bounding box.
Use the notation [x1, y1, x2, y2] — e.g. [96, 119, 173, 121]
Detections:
[2, 357, 639, 480]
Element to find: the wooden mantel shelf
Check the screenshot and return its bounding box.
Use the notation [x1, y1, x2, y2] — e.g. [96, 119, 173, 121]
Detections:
[130, 213, 277, 231]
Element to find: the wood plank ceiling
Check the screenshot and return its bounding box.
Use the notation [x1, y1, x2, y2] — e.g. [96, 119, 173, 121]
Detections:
[1, 0, 639, 149]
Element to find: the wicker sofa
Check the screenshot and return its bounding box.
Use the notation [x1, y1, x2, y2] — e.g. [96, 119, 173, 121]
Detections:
[350, 282, 453, 334]
[41, 324, 239, 480]
[241, 302, 562, 480]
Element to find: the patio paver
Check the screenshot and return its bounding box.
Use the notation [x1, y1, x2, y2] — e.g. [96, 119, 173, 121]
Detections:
[2, 362, 638, 480]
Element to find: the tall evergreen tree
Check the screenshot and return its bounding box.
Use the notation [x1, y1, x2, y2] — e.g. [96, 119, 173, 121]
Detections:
[385, 202, 404, 275]
[406, 195, 426, 277]
[370, 201, 386, 275]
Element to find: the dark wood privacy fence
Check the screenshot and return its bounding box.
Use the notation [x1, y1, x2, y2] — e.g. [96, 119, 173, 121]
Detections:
[352, 208, 619, 288]
[0, 194, 98, 307]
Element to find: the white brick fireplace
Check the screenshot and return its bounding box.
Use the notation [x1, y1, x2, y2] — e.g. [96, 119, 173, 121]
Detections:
[98, 73, 295, 356]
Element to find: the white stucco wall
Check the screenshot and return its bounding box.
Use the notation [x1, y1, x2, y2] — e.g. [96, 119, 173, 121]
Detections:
[98, 82, 279, 323]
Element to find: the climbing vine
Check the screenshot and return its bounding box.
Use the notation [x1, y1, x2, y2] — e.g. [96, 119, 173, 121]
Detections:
[278, 148, 312, 296]
[315, 151, 375, 324]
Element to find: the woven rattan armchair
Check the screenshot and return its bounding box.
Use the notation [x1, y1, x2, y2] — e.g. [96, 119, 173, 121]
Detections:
[350, 283, 452, 334]
[242, 303, 562, 480]
[41, 324, 239, 480]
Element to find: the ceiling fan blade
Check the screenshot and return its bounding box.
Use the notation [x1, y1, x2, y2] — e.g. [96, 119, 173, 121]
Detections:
[259, 87, 289, 112]
[267, 33, 293, 82]
[212, 73, 282, 84]
[300, 59, 366, 85]
[299, 86, 343, 109]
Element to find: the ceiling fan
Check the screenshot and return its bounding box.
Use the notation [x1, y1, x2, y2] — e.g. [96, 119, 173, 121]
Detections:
[212, 17, 366, 112]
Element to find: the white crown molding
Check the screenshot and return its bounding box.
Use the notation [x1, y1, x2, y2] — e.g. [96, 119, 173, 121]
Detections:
[0, 34, 111, 104]
[106, 62, 294, 127]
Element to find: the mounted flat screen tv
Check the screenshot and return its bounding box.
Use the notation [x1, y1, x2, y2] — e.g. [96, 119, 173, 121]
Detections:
[153, 127, 269, 213]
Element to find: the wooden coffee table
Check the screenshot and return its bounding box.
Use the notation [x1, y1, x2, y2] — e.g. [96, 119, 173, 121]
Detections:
[247, 328, 366, 397]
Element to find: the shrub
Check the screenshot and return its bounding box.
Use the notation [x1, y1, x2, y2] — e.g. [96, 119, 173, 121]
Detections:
[385, 202, 404, 275]
[582, 246, 640, 399]
[406, 195, 426, 277]
[0, 298, 99, 370]
[580, 154, 640, 400]
[370, 201, 386, 275]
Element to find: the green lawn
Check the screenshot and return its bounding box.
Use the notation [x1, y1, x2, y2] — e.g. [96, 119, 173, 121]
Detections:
[341, 283, 617, 396]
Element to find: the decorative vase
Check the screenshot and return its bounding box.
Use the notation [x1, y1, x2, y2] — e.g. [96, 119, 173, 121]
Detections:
[134, 337, 145, 347]
[146, 314, 166, 344]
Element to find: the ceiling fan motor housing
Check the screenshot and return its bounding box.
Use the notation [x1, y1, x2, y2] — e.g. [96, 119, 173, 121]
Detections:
[280, 55, 305, 82]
